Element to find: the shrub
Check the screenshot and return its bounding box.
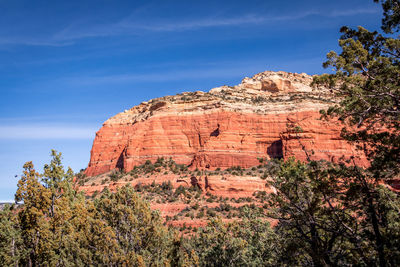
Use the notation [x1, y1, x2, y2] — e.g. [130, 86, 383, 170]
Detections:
[161, 181, 173, 191]
[196, 210, 205, 218]
[174, 185, 186, 197]
[109, 171, 121, 182]
[92, 190, 99, 198]
[207, 208, 216, 217]
[206, 197, 214, 203]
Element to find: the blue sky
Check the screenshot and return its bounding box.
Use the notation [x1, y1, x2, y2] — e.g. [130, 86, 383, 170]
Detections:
[0, 0, 383, 201]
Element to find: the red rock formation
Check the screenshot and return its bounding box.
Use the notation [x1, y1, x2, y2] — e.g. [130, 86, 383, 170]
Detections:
[85, 71, 368, 177]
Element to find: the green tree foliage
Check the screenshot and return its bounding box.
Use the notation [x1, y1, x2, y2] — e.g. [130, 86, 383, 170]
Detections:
[15, 161, 52, 266]
[13, 151, 114, 266]
[267, 159, 354, 266]
[4, 151, 177, 266]
[181, 215, 278, 266]
[267, 158, 400, 266]
[375, 0, 400, 34]
[304, 1, 400, 266]
[0, 204, 23, 266]
[312, 0, 400, 180]
[95, 185, 173, 266]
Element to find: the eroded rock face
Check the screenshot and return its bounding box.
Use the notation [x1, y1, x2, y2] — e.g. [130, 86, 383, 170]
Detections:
[85, 71, 368, 177]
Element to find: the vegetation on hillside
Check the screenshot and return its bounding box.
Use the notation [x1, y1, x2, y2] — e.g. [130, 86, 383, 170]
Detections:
[1, 0, 400, 266]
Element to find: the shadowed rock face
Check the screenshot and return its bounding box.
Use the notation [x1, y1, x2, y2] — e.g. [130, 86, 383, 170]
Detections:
[85, 71, 368, 177]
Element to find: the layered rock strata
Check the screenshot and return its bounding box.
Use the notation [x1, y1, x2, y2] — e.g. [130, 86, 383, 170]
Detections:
[85, 71, 367, 177]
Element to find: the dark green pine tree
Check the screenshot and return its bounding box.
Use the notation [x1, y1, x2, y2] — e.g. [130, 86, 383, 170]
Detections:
[312, 0, 400, 180]
[306, 1, 400, 266]
[0, 204, 23, 266]
[94, 185, 174, 266]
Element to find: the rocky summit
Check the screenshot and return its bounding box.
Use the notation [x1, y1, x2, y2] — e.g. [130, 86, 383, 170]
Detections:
[85, 70, 368, 177]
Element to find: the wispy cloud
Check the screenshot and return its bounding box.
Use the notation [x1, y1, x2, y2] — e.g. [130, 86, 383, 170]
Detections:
[329, 8, 379, 17]
[119, 14, 266, 32]
[0, 7, 379, 47]
[52, 8, 380, 41]
[0, 125, 97, 139]
[0, 37, 72, 47]
[52, 14, 266, 40]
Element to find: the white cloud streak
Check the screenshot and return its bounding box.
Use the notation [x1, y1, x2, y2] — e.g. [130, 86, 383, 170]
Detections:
[0, 37, 72, 47]
[329, 8, 380, 17]
[52, 14, 266, 40]
[0, 7, 379, 47]
[54, 8, 379, 40]
[0, 125, 97, 139]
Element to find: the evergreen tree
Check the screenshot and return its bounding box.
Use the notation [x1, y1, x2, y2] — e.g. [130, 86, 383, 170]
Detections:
[309, 1, 400, 266]
[267, 159, 361, 266]
[312, 0, 400, 180]
[0, 204, 22, 266]
[182, 215, 278, 266]
[95, 185, 173, 266]
[12, 152, 121, 266]
[15, 161, 52, 266]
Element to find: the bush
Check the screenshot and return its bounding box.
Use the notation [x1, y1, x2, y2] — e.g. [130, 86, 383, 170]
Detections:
[206, 208, 216, 217]
[174, 185, 186, 197]
[109, 170, 122, 182]
[92, 190, 99, 198]
[206, 197, 214, 203]
[196, 210, 205, 218]
[251, 96, 266, 103]
[161, 181, 173, 191]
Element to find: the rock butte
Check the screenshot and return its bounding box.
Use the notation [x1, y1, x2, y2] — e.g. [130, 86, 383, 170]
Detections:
[85, 70, 368, 177]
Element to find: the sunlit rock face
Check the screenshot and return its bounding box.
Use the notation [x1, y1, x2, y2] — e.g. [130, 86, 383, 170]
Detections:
[85, 71, 367, 177]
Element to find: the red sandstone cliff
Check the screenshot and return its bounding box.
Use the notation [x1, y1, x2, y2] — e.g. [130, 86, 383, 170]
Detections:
[85, 71, 367, 177]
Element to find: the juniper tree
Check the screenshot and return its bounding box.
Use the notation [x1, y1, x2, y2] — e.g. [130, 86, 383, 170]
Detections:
[0, 204, 22, 266]
[307, 1, 400, 266]
[312, 0, 400, 180]
[15, 161, 52, 266]
[181, 214, 279, 267]
[95, 185, 174, 266]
